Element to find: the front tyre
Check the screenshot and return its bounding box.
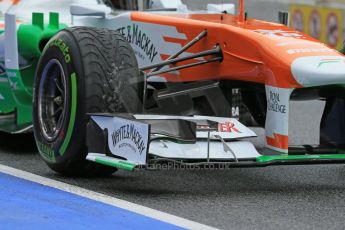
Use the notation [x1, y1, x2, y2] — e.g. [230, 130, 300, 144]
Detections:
[33, 27, 143, 176]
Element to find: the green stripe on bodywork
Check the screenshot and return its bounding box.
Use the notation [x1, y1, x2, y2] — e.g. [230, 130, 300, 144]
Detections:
[256, 154, 345, 163]
[317, 60, 341, 68]
[95, 158, 136, 171]
[59, 73, 77, 155]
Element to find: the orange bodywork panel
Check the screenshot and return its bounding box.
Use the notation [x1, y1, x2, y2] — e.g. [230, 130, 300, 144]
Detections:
[131, 12, 344, 89]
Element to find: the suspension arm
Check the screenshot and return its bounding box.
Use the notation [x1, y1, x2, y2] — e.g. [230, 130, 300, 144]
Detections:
[141, 46, 222, 71]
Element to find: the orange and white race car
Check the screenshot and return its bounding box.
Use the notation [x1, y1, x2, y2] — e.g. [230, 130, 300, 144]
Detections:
[1, 0, 345, 175]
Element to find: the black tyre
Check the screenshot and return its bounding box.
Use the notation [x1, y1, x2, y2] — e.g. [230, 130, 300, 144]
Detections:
[33, 27, 143, 176]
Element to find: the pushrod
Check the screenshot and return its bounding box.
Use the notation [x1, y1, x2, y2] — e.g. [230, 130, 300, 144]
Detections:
[146, 56, 222, 77]
[141, 46, 222, 71]
[151, 30, 208, 72]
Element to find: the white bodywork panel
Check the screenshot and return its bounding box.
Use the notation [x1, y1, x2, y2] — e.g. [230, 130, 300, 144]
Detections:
[150, 140, 260, 159]
[1, 0, 103, 22]
[134, 114, 257, 140]
[291, 56, 345, 87]
[4, 13, 18, 70]
[70, 4, 111, 17]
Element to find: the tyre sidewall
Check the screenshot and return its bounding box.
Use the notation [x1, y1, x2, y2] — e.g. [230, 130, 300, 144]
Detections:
[33, 30, 86, 170]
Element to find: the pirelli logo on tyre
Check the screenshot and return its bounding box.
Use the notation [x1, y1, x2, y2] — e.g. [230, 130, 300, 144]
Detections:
[37, 141, 55, 162]
[50, 39, 71, 63]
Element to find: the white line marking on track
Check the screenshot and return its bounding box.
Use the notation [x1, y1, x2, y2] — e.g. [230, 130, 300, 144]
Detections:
[0, 164, 217, 230]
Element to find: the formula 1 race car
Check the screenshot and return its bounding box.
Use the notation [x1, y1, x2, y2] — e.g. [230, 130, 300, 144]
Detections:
[1, 0, 345, 175]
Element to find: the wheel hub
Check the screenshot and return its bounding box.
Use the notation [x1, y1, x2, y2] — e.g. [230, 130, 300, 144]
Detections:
[54, 96, 64, 106]
[37, 59, 67, 142]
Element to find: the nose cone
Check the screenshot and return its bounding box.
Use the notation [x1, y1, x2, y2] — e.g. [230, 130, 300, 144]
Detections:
[291, 56, 345, 87]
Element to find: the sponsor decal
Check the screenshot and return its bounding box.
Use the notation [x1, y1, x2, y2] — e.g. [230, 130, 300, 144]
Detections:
[265, 86, 292, 153]
[218, 122, 241, 133]
[6, 69, 19, 90]
[111, 124, 146, 155]
[116, 24, 158, 62]
[91, 116, 149, 165]
[232, 107, 240, 117]
[287, 48, 335, 54]
[196, 121, 241, 133]
[231, 88, 240, 118]
[50, 39, 71, 63]
[254, 29, 303, 38]
[267, 90, 287, 114]
[197, 124, 212, 130]
[276, 41, 311, 46]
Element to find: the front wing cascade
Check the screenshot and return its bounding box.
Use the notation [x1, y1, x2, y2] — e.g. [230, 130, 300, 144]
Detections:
[86, 114, 345, 171]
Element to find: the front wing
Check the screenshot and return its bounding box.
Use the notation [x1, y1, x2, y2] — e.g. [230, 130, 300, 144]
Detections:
[86, 114, 345, 171]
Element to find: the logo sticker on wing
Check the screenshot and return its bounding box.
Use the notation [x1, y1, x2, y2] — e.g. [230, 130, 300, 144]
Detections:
[218, 122, 241, 133]
[90, 116, 150, 165]
[193, 116, 256, 140]
[111, 124, 147, 155]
